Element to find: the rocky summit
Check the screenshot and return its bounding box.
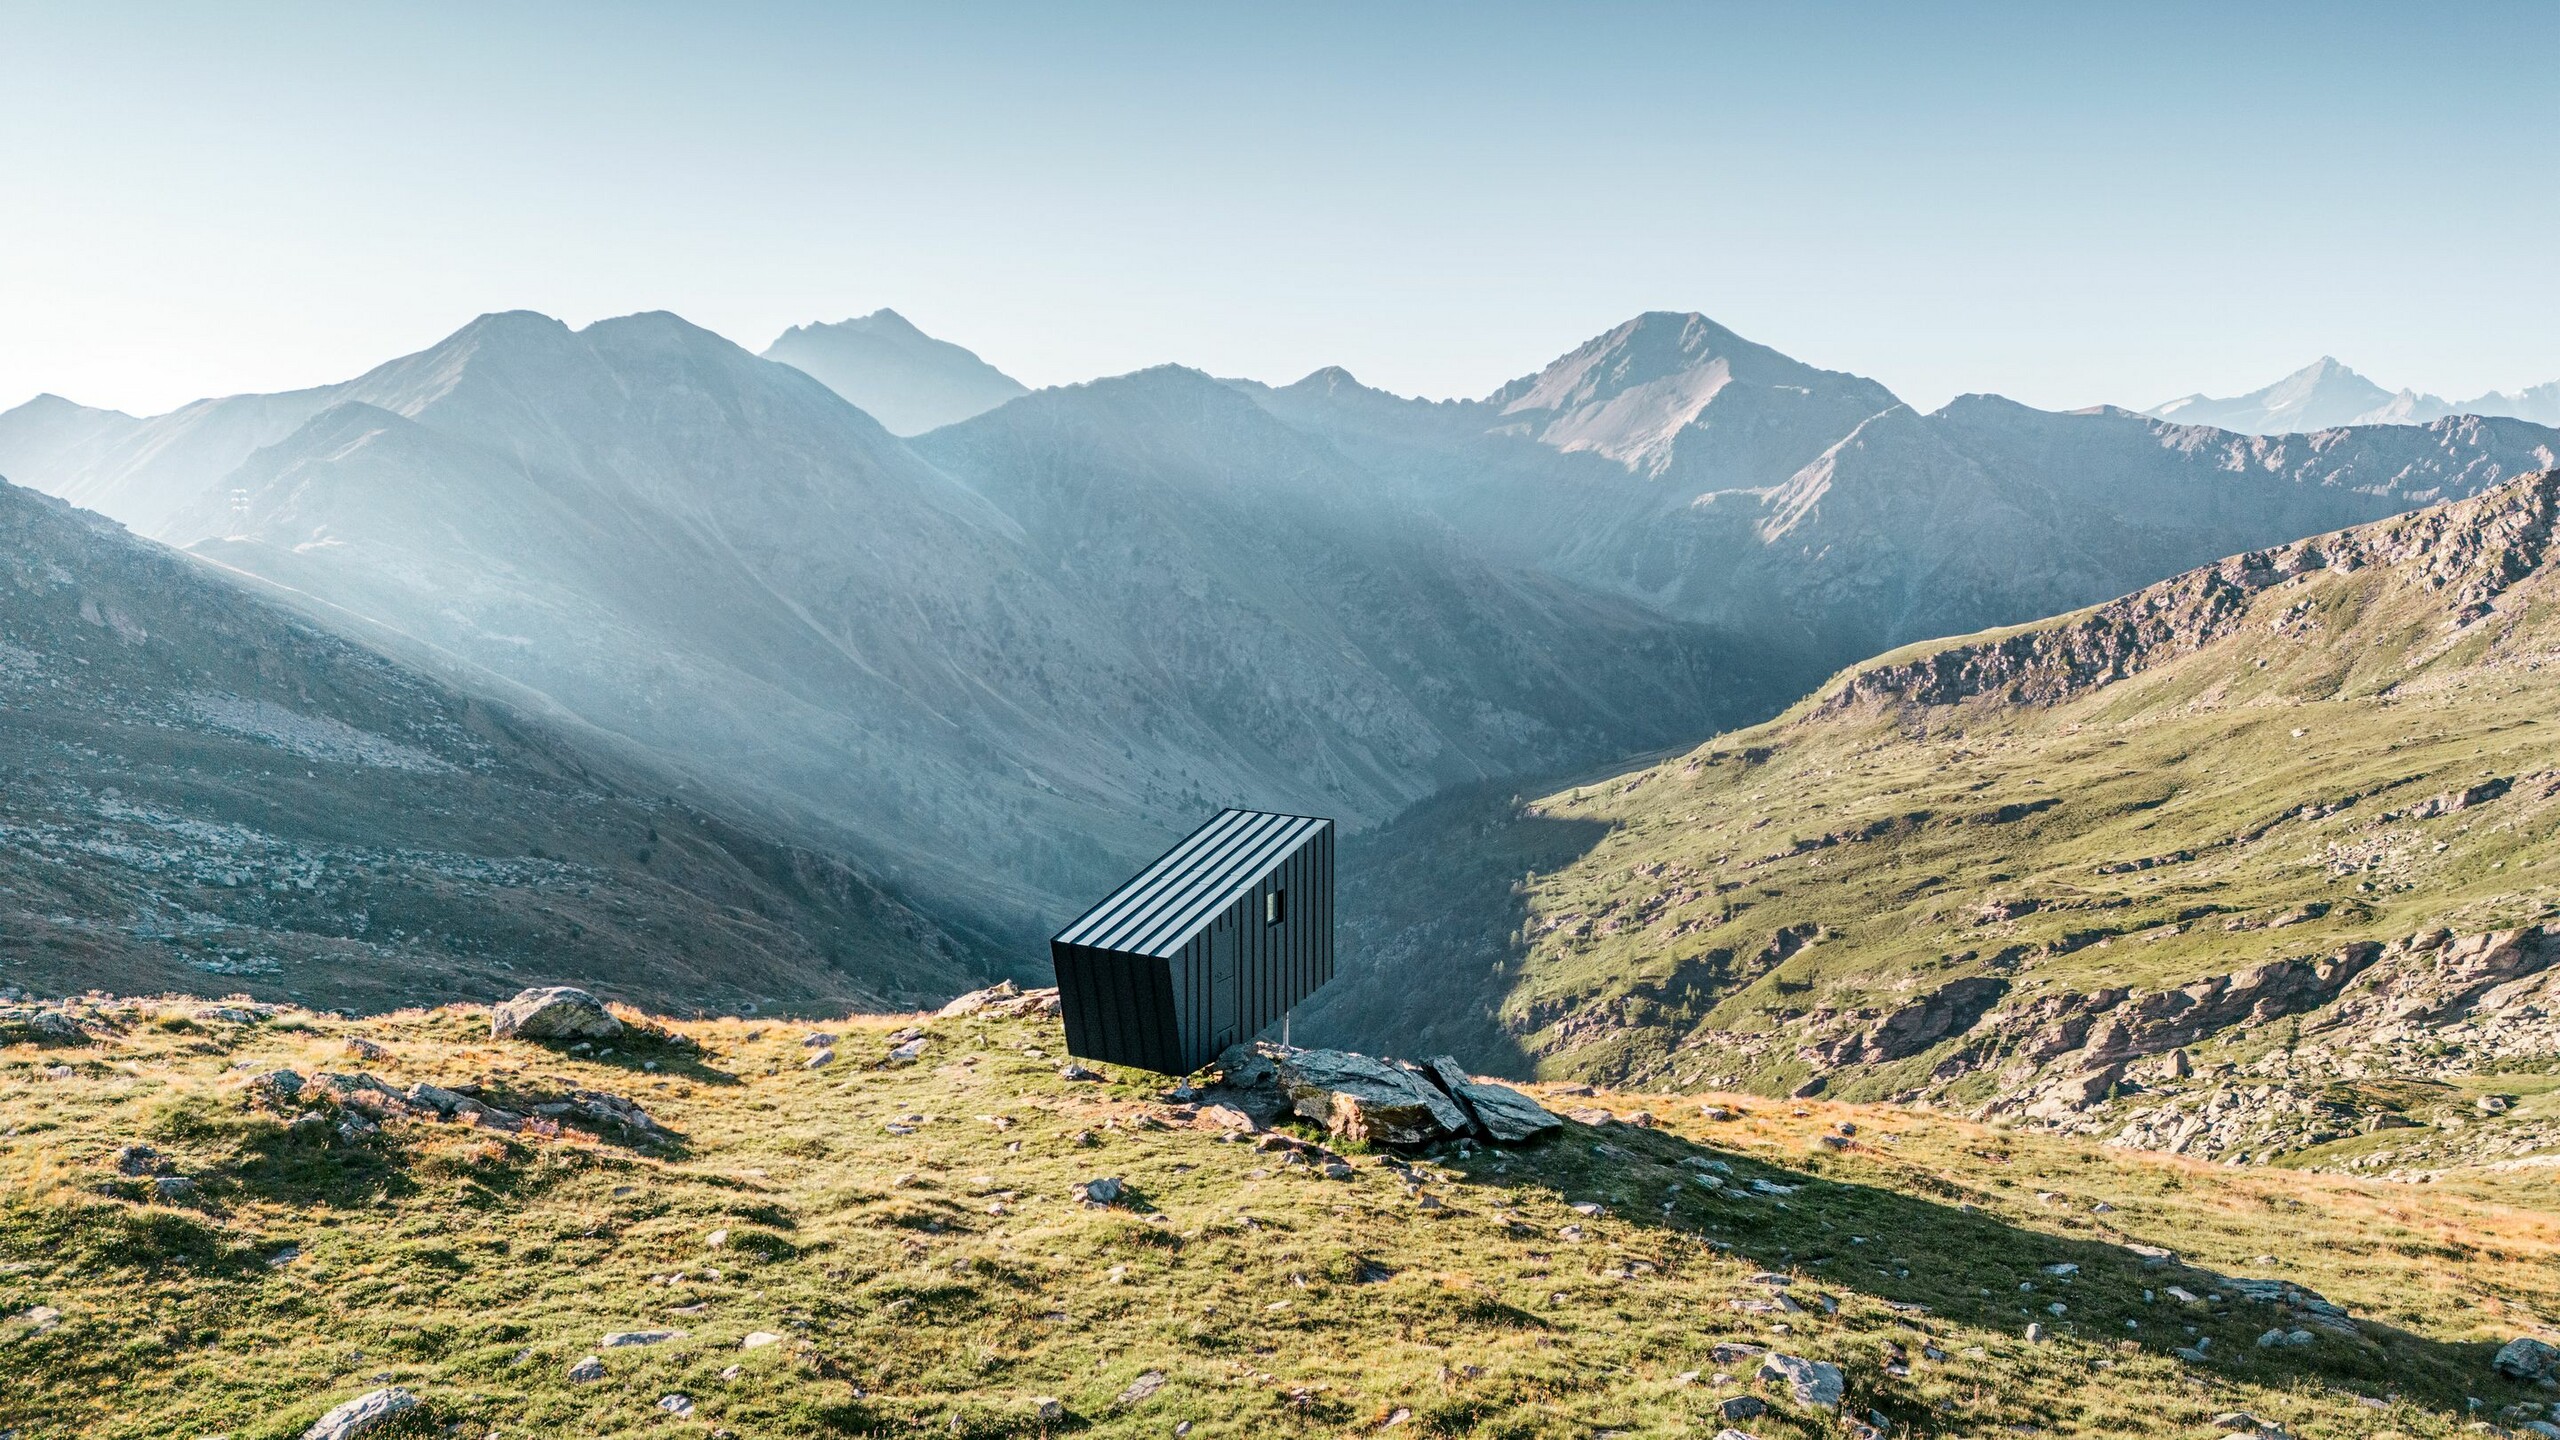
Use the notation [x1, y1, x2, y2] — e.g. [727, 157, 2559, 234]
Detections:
[5, 990, 2557, 1439]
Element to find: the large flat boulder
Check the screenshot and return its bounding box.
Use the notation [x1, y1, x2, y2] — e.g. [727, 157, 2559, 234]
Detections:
[1422, 1055, 1563, 1143]
[490, 986, 622, 1042]
[1275, 1048, 1465, 1146]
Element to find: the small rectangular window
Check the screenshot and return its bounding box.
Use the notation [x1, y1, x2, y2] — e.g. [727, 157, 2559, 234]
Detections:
[1265, 889, 1285, 925]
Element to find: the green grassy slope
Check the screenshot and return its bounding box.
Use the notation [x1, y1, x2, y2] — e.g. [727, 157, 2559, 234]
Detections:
[1305, 473, 2560, 1160]
[7, 997, 2559, 1438]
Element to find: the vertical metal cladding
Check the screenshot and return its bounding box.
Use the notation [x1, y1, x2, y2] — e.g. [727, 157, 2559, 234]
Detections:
[1050, 808, 1334, 1074]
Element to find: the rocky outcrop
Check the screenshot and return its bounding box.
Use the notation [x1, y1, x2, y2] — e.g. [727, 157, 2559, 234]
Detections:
[2314, 926, 2557, 1029]
[1276, 1049, 1470, 1146]
[2076, 947, 2379, 1066]
[490, 987, 622, 1042]
[1823, 470, 2560, 714]
[1420, 1055, 1564, 1143]
[934, 981, 1061, 1019]
[1814, 976, 2009, 1066]
[1229, 1044, 1559, 1148]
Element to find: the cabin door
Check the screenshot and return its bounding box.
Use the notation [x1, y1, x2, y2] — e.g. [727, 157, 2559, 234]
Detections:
[1208, 911, 1240, 1053]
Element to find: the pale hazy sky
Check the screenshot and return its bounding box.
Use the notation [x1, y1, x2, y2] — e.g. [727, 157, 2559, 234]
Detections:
[5, 2, 2556, 418]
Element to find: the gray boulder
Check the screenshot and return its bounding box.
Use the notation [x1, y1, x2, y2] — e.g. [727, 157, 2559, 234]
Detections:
[1758, 1352, 1843, 1409]
[1420, 1056, 1563, 1143]
[1276, 1049, 1464, 1146]
[491, 986, 621, 1041]
[2495, 1336, 2559, 1383]
[301, 1386, 417, 1440]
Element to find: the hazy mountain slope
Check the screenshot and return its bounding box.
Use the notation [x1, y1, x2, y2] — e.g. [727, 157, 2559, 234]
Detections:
[11, 994, 2556, 1439]
[2457, 379, 2560, 427]
[763, 308, 1029, 434]
[0, 387, 339, 539]
[914, 365, 1788, 805]
[1310, 472, 2560, 1173]
[168, 313, 1153, 934]
[0, 478, 977, 1014]
[110, 313, 1788, 951]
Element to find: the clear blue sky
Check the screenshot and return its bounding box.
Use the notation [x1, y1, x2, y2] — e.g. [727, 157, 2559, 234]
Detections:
[4, 2, 2556, 417]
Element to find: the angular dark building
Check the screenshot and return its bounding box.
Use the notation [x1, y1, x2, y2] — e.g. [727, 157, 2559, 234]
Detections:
[1050, 808, 1334, 1075]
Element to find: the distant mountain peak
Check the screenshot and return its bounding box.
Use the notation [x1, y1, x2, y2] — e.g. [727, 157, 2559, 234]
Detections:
[2145, 356, 2415, 434]
[1479, 312, 1900, 482]
[762, 310, 1027, 435]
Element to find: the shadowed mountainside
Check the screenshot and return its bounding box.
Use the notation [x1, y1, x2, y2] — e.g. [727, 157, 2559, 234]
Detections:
[0, 476, 980, 1013]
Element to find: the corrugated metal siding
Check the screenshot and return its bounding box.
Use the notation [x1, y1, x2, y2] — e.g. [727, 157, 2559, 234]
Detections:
[1051, 809, 1334, 1074]
[1054, 809, 1329, 958]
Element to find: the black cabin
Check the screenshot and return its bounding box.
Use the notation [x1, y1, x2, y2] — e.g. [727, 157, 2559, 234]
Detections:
[1050, 809, 1335, 1075]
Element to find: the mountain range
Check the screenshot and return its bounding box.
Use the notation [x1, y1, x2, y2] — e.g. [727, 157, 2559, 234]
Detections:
[3, 307, 2557, 1006]
[2147, 356, 2560, 433]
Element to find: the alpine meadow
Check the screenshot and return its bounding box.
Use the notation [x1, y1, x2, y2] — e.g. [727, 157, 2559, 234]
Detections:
[6, 8, 2560, 1439]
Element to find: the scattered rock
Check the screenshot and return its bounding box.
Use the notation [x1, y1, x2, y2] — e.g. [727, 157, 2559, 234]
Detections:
[2025, 1323, 2048, 1344]
[567, 1355, 605, 1382]
[1059, 1063, 1104, 1083]
[1757, 1353, 1843, 1409]
[150, 1175, 200, 1204]
[600, 1329, 687, 1348]
[1717, 1394, 1766, 1420]
[1028, 1397, 1065, 1423]
[805, 1048, 836, 1070]
[300, 1387, 417, 1440]
[741, 1331, 780, 1350]
[490, 986, 622, 1042]
[800, 1032, 837, 1048]
[4, 1305, 62, 1338]
[1078, 1177, 1125, 1207]
[658, 1394, 693, 1417]
[935, 980, 1021, 1018]
[114, 1143, 169, 1176]
[2495, 1337, 2560, 1383]
[1114, 1371, 1166, 1408]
